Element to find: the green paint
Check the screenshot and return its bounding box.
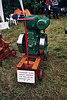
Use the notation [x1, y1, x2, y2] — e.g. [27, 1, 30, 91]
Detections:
[22, 15, 50, 56]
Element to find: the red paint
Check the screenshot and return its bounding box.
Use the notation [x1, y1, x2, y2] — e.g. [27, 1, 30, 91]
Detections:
[38, 24, 45, 27]
[0, 36, 16, 66]
[18, 18, 33, 21]
[24, 20, 29, 65]
[35, 71, 39, 77]
[0, 37, 5, 56]
[18, 18, 33, 66]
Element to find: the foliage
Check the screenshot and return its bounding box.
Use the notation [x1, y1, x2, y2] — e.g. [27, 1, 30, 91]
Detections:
[2, 0, 43, 15]
[23, 0, 42, 14]
[2, 0, 20, 12]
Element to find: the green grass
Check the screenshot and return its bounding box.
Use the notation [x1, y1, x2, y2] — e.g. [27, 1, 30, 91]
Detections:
[0, 16, 67, 100]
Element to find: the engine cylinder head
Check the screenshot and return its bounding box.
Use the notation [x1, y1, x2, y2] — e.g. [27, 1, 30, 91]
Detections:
[37, 17, 50, 30]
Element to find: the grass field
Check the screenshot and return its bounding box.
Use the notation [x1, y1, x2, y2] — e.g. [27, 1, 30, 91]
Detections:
[0, 15, 67, 100]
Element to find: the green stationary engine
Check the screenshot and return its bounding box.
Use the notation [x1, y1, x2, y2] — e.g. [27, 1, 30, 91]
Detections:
[17, 15, 50, 56]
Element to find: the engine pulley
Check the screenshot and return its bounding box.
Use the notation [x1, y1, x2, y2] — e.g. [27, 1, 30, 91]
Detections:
[39, 34, 48, 55]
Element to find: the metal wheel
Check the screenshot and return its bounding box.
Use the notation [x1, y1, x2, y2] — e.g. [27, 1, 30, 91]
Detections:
[39, 34, 48, 55]
[39, 69, 43, 81]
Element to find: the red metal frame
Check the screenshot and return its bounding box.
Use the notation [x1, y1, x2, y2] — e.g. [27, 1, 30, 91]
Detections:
[0, 37, 5, 56]
[0, 36, 16, 66]
[0, 48, 16, 61]
[17, 18, 45, 80]
[25, 20, 29, 65]
[18, 18, 33, 66]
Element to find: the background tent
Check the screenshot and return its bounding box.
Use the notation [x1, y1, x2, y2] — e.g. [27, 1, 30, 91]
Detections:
[0, 0, 4, 22]
[0, 0, 24, 30]
[19, 0, 24, 14]
[0, 0, 9, 30]
[0, 0, 24, 22]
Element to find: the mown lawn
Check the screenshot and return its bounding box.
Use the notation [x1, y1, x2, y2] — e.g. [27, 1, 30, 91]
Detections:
[0, 15, 67, 100]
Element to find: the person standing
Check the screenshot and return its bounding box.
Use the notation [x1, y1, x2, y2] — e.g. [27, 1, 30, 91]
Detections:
[45, 0, 52, 19]
[52, 0, 59, 19]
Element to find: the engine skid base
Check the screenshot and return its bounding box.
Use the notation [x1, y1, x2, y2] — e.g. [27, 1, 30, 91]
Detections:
[16, 55, 44, 80]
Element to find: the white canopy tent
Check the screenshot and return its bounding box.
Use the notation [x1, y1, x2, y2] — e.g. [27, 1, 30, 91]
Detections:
[0, 0, 4, 22]
[0, 0, 9, 30]
[0, 0, 24, 30]
[19, 0, 24, 14]
[0, 0, 24, 22]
